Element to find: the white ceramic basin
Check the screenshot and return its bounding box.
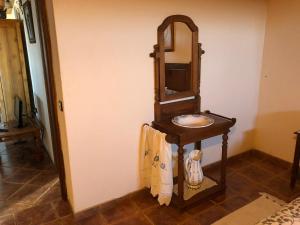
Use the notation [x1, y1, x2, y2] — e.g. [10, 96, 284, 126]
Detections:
[172, 114, 214, 128]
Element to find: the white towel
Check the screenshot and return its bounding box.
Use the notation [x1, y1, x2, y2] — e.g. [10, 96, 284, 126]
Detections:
[139, 125, 173, 206]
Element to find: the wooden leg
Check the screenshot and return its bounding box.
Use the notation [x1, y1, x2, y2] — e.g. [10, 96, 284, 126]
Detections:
[34, 133, 44, 161]
[291, 134, 300, 188]
[195, 141, 201, 150]
[178, 144, 185, 204]
[221, 132, 228, 187]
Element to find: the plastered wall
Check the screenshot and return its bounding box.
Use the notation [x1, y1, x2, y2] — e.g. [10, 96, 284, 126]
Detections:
[254, 0, 300, 162]
[50, 0, 267, 212]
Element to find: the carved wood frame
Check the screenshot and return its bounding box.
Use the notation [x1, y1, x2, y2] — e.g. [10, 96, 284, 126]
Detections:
[151, 15, 205, 122]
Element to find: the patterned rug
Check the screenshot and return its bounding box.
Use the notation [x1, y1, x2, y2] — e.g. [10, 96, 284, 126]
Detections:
[213, 193, 286, 225]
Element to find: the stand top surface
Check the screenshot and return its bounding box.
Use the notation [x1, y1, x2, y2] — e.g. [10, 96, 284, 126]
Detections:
[152, 112, 236, 145]
[0, 118, 41, 138]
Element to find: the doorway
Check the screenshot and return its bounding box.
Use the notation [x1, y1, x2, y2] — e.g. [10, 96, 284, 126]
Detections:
[0, 0, 68, 223]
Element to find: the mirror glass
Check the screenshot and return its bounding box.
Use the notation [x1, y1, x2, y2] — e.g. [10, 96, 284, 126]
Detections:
[163, 22, 192, 96]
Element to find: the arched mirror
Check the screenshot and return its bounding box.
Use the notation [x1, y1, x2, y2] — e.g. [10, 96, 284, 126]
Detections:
[152, 15, 203, 102]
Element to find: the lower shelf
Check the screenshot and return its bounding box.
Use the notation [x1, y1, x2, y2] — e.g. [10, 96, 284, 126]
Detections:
[173, 176, 217, 200]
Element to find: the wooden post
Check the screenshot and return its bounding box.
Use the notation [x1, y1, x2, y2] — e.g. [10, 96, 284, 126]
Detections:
[178, 144, 185, 203]
[195, 141, 201, 150]
[34, 129, 44, 161]
[221, 132, 228, 186]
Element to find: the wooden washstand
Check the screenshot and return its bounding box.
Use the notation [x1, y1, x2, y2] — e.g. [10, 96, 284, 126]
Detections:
[150, 15, 236, 209]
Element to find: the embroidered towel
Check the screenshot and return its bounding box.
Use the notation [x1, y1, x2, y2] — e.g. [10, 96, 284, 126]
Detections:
[139, 125, 173, 205]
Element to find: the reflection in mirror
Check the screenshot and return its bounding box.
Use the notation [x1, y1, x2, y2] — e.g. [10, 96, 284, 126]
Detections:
[164, 24, 174, 52]
[164, 22, 192, 96]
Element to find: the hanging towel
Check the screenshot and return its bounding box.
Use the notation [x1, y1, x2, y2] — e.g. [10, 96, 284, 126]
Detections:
[139, 125, 173, 206]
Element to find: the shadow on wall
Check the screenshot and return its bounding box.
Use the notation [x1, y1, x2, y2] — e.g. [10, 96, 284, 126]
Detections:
[33, 94, 53, 160]
[254, 111, 300, 162]
[33, 94, 44, 122]
[200, 127, 256, 162]
[227, 128, 256, 157]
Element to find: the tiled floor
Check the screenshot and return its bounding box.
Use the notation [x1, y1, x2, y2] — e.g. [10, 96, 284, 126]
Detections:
[2, 145, 300, 225]
[0, 141, 72, 225]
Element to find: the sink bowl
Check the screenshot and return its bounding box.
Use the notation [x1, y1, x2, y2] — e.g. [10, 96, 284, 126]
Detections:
[172, 114, 214, 128]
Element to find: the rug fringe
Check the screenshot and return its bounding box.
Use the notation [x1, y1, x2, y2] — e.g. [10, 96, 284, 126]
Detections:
[259, 192, 286, 206]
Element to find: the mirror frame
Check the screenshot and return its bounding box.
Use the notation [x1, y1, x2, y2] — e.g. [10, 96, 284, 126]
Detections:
[156, 15, 200, 102]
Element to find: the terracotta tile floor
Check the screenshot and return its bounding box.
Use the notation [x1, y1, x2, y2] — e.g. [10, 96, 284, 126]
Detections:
[0, 141, 72, 224]
[2, 144, 300, 225]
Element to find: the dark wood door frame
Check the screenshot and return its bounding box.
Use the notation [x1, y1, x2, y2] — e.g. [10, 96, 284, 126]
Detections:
[35, 0, 67, 200]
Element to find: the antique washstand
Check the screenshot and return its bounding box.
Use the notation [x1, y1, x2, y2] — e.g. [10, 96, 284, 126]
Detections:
[150, 15, 236, 208]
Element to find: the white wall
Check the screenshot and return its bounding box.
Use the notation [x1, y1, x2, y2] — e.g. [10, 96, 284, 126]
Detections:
[254, 0, 300, 162]
[20, 0, 54, 161]
[50, 0, 267, 212]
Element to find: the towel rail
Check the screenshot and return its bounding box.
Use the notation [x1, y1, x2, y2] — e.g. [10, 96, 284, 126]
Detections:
[142, 123, 150, 128]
